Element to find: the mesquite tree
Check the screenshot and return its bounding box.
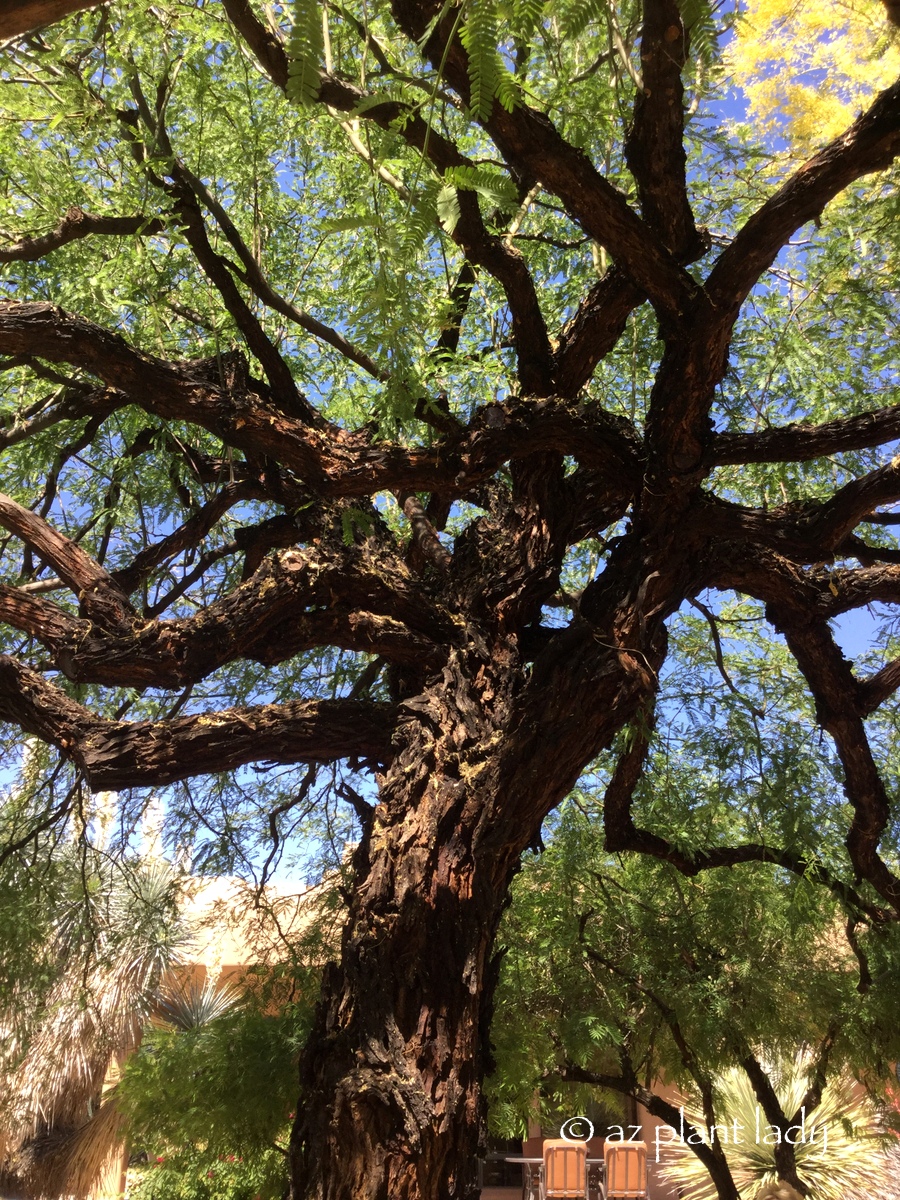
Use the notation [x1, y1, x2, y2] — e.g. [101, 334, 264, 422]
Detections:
[3, 1, 900, 1197]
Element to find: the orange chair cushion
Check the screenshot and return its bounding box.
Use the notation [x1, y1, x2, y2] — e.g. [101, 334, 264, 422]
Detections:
[543, 1138, 587, 1197]
[603, 1139, 648, 1197]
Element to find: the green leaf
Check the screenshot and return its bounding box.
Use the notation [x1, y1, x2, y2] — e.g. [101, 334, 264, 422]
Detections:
[460, 0, 518, 119]
[436, 183, 461, 234]
[511, 0, 545, 41]
[678, 0, 718, 70]
[319, 215, 385, 233]
[341, 506, 375, 545]
[442, 164, 518, 211]
[287, 0, 324, 108]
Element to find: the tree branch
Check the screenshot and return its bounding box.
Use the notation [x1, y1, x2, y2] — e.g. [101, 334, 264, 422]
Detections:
[222, 0, 290, 90]
[601, 679, 891, 922]
[793, 1025, 838, 1120]
[0, 654, 397, 789]
[391, 0, 696, 324]
[402, 494, 452, 573]
[0, 207, 166, 262]
[707, 79, 900, 315]
[692, 466, 900, 566]
[171, 161, 388, 382]
[0, 386, 123, 452]
[0, 583, 80, 643]
[0, 779, 79, 869]
[738, 1053, 806, 1192]
[0, 303, 641, 499]
[858, 658, 900, 715]
[582, 943, 713, 1104]
[688, 596, 764, 717]
[0, 492, 133, 627]
[170, 184, 318, 423]
[844, 917, 873, 994]
[710, 398, 900, 466]
[223, 0, 555, 393]
[434, 260, 477, 362]
[552, 269, 644, 398]
[624, 0, 705, 261]
[710, 546, 900, 627]
[815, 562, 900, 616]
[712, 551, 900, 911]
[110, 480, 264, 594]
[0, 545, 455, 688]
[0, 0, 104, 39]
[740, 1051, 786, 1133]
[559, 1061, 737, 1193]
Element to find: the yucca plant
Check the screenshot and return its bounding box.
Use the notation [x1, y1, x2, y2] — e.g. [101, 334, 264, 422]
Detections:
[155, 975, 245, 1031]
[659, 1051, 897, 1200]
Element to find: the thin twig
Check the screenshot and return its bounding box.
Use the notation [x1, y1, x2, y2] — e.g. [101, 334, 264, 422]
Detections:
[689, 596, 765, 718]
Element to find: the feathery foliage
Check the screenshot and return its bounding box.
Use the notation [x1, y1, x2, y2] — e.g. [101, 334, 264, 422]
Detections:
[287, 0, 324, 107]
[460, 0, 520, 117]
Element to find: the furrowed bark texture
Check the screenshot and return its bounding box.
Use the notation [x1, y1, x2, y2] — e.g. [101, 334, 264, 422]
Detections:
[291, 625, 663, 1200]
[292, 663, 517, 1200]
[4, 4, 900, 1199]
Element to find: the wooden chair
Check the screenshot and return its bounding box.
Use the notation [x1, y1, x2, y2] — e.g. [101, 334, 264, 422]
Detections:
[540, 1138, 589, 1199]
[603, 1139, 648, 1199]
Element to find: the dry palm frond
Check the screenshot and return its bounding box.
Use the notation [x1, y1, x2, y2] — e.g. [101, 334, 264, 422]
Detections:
[8, 957, 145, 1135]
[51, 1093, 126, 1200]
[754, 1186, 803, 1200]
[881, 1145, 900, 1200]
[659, 1050, 896, 1200]
[18, 1093, 125, 1200]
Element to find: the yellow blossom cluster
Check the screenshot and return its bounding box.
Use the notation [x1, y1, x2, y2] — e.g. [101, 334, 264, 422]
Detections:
[727, 0, 900, 153]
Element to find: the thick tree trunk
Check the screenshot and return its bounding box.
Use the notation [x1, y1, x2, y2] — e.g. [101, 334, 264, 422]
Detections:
[288, 611, 664, 1198]
[290, 843, 510, 1199]
[290, 656, 529, 1200]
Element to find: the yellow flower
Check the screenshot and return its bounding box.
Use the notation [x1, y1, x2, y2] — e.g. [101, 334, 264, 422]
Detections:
[727, 0, 900, 154]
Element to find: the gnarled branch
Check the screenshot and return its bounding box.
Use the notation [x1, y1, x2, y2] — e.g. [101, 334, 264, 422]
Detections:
[0, 207, 165, 262]
[624, 0, 705, 261]
[0, 545, 454, 688]
[0, 492, 133, 627]
[0, 654, 397, 789]
[0, 303, 642, 498]
[711, 398, 900, 466]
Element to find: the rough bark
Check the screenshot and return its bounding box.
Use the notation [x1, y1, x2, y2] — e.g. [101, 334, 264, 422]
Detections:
[290, 618, 663, 1200]
[0, 0, 104, 39]
[291, 660, 518, 1200]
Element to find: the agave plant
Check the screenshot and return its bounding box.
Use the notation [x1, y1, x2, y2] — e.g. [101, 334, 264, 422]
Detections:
[659, 1050, 897, 1200]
